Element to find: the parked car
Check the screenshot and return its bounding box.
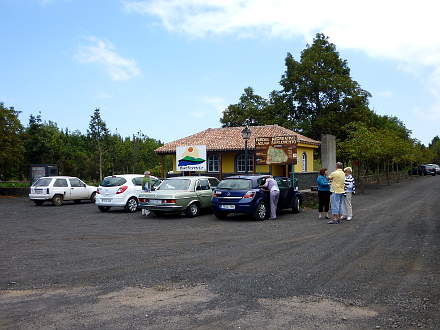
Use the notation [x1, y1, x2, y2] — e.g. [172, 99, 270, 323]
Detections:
[29, 176, 97, 206]
[425, 164, 440, 175]
[138, 176, 220, 217]
[95, 174, 161, 213]
[421, 164, 437, 176]
[409, 165, 436, 176]
[211, 175, 302, 221]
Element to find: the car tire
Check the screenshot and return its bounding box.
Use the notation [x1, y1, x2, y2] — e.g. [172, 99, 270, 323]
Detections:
[98, 206, 111, 212]
[125, 197, 138, 213]
[33, 200, 44, 206]
[90, 192, 96, 203]
[292, 196, 301, 214]
[253, 201, 267, 221]
[52, 195, 63, 206]
[186, 203, 199, 217]
[214, 211, 227, 219]
[141, 208, 151, 216]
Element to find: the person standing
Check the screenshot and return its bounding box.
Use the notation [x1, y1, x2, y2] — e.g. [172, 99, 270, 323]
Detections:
[142, 171, 152, 192]
[327, 162, 346, 224]
[261, 176, 280, 220]
[317, 168, 331, 219]
[141, 171, 153, 216]
[343, 167, 356, 221]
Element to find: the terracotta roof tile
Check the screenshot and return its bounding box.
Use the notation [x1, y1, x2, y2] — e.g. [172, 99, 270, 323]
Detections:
[155, 125, 320, 154]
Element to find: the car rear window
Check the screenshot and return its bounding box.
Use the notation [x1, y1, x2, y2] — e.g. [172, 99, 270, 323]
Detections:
[218, 179, 252, 190]
[33, 178, 52, 187]
[157, 179, 190, 191]
[101, 177, 127, 187]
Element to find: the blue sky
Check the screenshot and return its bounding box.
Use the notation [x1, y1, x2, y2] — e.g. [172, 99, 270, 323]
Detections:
[1, 0, 439, 145]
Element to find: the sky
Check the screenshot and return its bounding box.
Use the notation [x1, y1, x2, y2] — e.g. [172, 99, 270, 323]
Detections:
[1, 0, 439, 145]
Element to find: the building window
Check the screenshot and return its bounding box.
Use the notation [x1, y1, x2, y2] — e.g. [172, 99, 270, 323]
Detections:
[207, 154, 220, 172]
[302, 152, 307, 172]
[235, 153, 254, 173]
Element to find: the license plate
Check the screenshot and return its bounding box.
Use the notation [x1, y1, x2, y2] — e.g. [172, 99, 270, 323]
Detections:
[102, 198, 112, 203]
[35, 189, 43, 194]
[149, 199, 162, 205]
[220, 204, 235, 210]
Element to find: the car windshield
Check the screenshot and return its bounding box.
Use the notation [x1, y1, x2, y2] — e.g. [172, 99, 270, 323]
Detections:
[101, 177, 127, 187]
[157, 179, 190, 191]
[33, 178, 52, 187]
[218, 179, 252, 190]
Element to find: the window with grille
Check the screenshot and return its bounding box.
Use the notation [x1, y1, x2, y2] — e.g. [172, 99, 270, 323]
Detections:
[235, 153, 254, 173]
[302, 152, 307, 172]
[207, 154, 220, 173]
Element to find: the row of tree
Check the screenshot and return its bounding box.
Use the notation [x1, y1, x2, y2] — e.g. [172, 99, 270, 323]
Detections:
[220, 33, 439, 172]
[0, 105, 164, 182]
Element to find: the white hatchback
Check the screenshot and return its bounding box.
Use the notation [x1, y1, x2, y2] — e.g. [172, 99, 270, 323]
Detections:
[95, 174, 160, 213]
[29, 176, 97, 206]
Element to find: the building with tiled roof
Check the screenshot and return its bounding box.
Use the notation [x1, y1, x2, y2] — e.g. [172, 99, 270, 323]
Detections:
[155, 125, 320, 178]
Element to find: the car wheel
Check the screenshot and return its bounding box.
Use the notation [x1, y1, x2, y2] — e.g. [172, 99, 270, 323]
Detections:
[98, 206, 111, 212]
[33, 200, 44, 206]
[125, 197, 138, 213]
[74, 200, 81, 204]
[141, 208, 151, 216]
[253, 201, 267, 221]
[186, 203, 199, 217]
[90, 192, 96, 203]
[214, 211, 227, 219]
[52, 195, 63, 206]
[292, 196, 301, 214]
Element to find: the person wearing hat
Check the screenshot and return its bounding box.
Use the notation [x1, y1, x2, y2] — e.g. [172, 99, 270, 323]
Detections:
[342, 167, 356, 221]
[142, 170, 153, 192]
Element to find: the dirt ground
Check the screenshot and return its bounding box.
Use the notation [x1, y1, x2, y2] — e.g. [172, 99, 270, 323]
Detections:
[1, 175, 439, 329]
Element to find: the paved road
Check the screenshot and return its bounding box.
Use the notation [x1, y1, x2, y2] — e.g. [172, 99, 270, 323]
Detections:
[1, 176, 440, 329]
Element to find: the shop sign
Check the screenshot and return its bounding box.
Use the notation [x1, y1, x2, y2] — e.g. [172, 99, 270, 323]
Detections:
[255, 136, 298, 165]
[176, 145, 207, 171]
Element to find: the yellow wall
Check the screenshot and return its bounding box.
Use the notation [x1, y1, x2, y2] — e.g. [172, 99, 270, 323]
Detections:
[221, 152, 237, 173]
[169, 144, 317, 176]
[294, 144, 317, 173]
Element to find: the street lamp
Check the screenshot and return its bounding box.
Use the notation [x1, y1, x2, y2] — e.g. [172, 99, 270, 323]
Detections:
[241, 125, 252, 174]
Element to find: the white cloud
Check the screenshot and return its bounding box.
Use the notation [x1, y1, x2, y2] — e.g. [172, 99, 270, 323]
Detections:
[125, 0, 440, 141]
[123, 1, 440, 66]
[76, 37, 140, 81]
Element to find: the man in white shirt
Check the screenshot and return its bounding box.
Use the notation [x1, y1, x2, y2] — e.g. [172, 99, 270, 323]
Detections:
[261, 176, 280, 220]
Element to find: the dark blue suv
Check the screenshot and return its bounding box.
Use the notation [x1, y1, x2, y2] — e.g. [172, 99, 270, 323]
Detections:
[211, 175, 302, 221]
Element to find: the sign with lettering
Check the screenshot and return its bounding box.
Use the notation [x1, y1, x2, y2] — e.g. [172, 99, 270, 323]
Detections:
[176, 145, 207, 171]
[255, 136, 298, 165]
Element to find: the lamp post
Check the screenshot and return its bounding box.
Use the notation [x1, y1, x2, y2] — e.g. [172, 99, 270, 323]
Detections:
[241, 125, 252, 174]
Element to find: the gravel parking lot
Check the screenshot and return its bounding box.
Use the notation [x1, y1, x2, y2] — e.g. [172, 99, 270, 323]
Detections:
[1, 176, 440, 329]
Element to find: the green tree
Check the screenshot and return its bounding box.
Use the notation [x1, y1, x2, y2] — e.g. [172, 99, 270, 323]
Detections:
[429, 136, 440, 164]
[0, 103, 24, 180]
[220, 87, 268, 127]
[87, 108, 109, 181]
[278, 33, 371, 139]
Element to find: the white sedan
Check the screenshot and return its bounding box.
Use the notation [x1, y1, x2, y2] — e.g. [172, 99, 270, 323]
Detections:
[95, 174, 161, 213]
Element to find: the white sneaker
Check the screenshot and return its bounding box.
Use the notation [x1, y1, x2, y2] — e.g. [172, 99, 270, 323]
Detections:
[346, 217, 352, 221]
